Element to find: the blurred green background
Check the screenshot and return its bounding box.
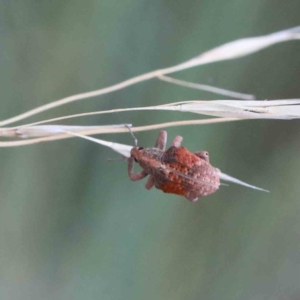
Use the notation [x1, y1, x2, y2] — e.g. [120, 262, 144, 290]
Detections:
[0, 1, 300, 299]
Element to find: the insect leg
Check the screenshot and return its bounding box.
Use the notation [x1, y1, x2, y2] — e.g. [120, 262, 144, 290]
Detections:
[128, 157, 148, 181]
[170, 136, 183, 147]
[154, 130, 167, 150]
[145, 176, 155, 190]
[185, 192, 199, 202]
[194, 151, 210, 163]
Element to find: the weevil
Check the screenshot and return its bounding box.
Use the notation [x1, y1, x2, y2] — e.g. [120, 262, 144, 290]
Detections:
[127, 130, 220, 202]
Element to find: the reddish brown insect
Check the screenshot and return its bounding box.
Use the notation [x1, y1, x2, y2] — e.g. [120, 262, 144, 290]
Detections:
[127, 130, 220, 202]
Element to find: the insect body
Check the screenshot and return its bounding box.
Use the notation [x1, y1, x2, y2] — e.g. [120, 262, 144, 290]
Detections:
[128, 130, 220, 202]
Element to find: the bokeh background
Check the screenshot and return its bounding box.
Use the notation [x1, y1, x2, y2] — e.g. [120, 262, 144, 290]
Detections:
[0, 1, 300, 299]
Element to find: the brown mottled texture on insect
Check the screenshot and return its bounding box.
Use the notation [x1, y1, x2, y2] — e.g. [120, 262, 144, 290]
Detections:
[127, 130, 220, 202]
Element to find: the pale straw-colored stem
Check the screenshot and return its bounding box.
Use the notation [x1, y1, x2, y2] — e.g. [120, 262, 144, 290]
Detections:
[0, 26, 298, 127]
[157, 75, 255, 100]
[0, 117, 238, 147]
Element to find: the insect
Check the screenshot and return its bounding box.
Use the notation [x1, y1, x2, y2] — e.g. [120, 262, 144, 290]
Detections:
[127, 129, 220, 202]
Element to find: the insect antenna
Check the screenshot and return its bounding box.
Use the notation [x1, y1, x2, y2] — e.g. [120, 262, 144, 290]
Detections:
[124, 124, 138, 147]
[107, 157, 128, 162]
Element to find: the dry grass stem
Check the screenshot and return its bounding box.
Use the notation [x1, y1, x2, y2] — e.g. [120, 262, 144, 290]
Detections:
[0, 118, 238, 147]
[4, 99, 300, 133]
[0, 124, 132, 138]
[0, 26, 299, 127]
[158, 75, 255, 100]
